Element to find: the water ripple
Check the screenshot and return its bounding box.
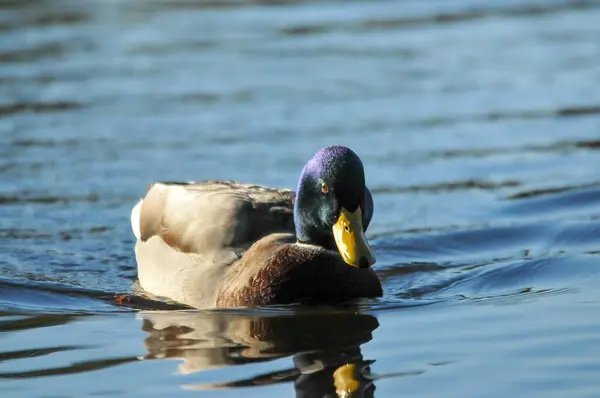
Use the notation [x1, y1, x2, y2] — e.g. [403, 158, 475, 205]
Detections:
[280, 0, 600, 36]
[0, 101, 84, 117]
[0, 356, 138, 379]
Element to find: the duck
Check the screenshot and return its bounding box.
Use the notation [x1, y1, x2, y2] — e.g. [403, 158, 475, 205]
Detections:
[130, 145, 382, 308]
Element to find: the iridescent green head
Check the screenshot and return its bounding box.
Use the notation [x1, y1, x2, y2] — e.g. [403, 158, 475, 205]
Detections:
[293, 146, 375, 268]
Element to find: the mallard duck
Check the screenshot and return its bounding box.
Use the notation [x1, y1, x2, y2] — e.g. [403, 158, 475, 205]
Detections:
[131, 145, 382, 308]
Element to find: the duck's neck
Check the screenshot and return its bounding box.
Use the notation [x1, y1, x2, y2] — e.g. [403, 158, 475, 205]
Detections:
[296, 223, 337, 251]
[294, 200, 337, 252]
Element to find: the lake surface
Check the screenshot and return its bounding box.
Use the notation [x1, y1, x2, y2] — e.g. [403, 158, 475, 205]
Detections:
[2, 0, 600, 396]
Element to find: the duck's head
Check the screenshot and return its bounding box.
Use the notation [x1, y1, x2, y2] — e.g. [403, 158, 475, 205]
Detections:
[294, 146, 376, 268]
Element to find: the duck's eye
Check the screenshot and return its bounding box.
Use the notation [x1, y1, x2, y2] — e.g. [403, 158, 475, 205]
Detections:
[321, 181, 329, 194]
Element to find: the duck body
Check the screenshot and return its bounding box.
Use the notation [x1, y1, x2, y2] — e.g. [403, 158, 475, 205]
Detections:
[131, 146, 382, 308]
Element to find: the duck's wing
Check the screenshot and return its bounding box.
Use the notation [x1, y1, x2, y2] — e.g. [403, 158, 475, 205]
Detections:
[131, 180, 294, 308]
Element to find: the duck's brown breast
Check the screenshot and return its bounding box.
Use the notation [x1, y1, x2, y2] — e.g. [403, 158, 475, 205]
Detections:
[216, 233, 382, 308]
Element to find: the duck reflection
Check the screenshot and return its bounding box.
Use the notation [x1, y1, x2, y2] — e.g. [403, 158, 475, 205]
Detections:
[140, 309, 378, 397]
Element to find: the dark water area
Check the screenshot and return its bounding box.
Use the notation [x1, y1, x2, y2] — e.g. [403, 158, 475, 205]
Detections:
[2, 0, 600, 396]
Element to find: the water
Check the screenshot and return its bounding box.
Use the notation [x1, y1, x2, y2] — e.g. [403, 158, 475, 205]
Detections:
[2, 0, 600, 396]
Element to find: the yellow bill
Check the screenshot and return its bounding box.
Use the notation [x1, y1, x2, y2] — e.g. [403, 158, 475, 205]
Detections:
[332, 206, 376, 268]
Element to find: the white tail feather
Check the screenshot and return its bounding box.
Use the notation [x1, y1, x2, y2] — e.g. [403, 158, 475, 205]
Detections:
[131, 199, 143, 240]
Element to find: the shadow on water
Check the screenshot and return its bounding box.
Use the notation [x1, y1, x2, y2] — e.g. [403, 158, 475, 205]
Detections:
[140, 309, 380, 396]
[0, 308, 385, 397]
